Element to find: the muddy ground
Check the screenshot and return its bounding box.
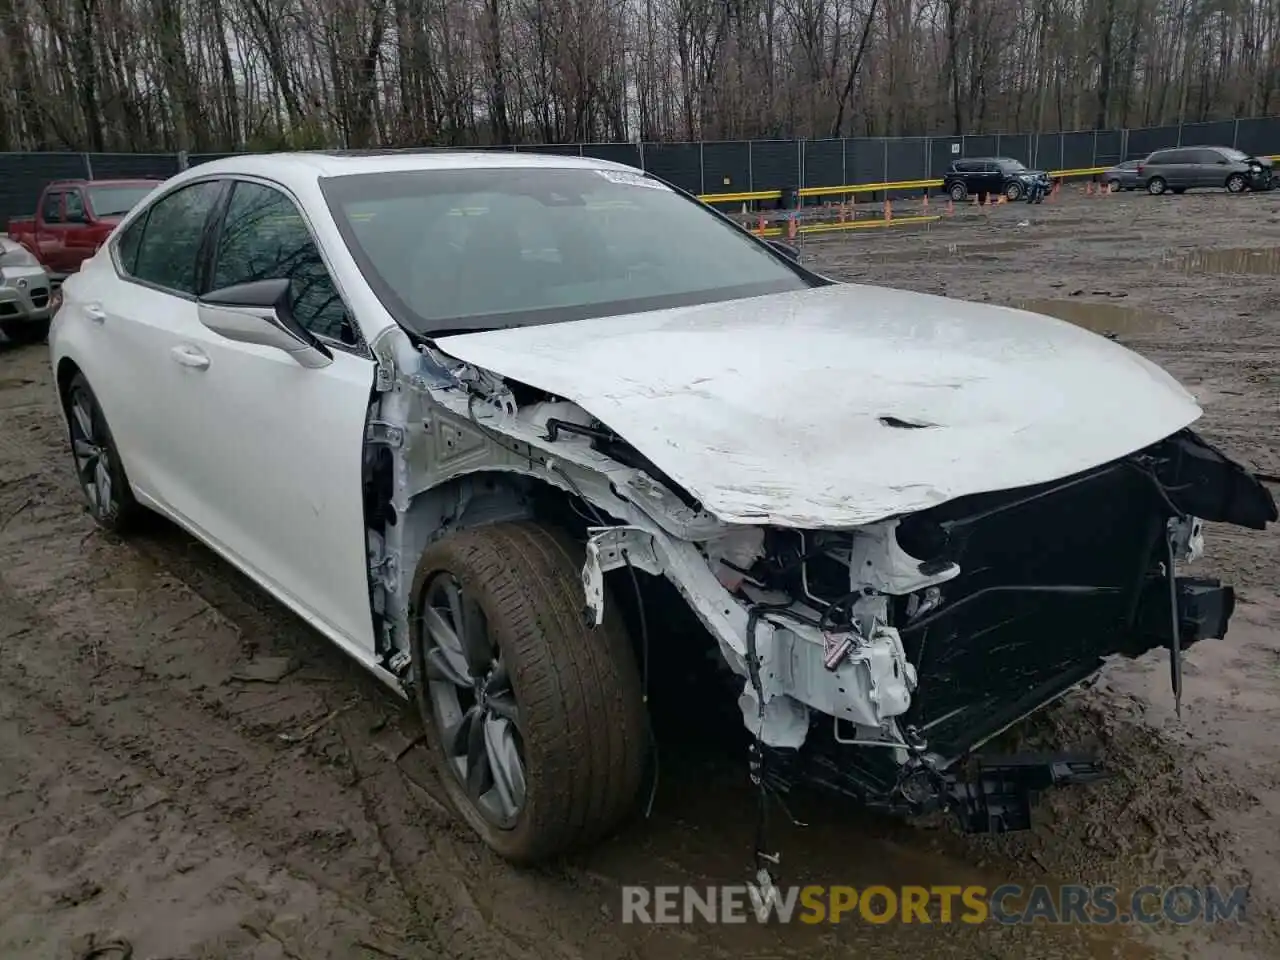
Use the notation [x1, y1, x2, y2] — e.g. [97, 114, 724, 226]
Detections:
[2, 189, 1279, 960]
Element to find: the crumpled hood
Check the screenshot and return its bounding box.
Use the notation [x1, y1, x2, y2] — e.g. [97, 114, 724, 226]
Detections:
[435, 283, 1202, 527]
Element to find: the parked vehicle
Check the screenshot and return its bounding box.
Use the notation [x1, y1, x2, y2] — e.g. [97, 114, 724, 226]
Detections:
[1138, 146, 1274, 195]
[49, 153, 1277, 864]
[7, 179, 161, 277]
[0, 237, 56, 343]
[943, 157, 1053, 202]
[1103, 159, 1142, 191]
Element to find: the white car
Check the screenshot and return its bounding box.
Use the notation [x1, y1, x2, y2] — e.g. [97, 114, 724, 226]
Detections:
[0, 237, 56, 342]
[49, 151, 1276, 863]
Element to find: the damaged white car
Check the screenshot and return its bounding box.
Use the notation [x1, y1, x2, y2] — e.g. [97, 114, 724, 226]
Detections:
[50, 152, 1277, 864]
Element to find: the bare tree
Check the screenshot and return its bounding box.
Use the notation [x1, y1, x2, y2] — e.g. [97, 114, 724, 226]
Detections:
[1, 0, 1278, 151]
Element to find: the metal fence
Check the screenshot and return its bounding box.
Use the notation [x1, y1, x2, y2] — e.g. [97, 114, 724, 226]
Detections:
[4, 116, 1280, 224]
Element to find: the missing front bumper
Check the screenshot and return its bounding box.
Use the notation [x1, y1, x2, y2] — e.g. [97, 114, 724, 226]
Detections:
[760, 575, 1238, 835]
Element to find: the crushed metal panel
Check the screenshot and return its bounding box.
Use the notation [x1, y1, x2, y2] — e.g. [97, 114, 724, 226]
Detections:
[435, 282, 1203, 527]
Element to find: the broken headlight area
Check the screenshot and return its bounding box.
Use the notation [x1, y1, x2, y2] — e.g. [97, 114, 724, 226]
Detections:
[709, 428, 1274, 836]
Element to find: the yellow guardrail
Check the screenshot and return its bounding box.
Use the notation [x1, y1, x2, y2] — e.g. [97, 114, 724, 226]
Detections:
[698, 165, 1119, 204]
[753, 214, 941, 238]
[701, 158, 1280, 204]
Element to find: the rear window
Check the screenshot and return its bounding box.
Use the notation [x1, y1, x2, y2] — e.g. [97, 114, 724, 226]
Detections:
[87, 184, 158, 218]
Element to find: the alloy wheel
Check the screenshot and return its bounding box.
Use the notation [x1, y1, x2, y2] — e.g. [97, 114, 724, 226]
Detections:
[68, 386, 115, 519]
[420, 572, 526, 828]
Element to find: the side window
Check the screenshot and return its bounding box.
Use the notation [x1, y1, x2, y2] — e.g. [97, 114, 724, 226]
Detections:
[115, 212, 148, 275]
[1196, 149, 1225, 164]
[64, 191, 87, 223]
[131, 181, 224, 295]
[212, 181, 354, 345]
[42, 192, 64, 223]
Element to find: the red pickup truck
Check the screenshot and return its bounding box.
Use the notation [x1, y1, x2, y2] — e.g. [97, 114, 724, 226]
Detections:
[7, 179, 162, 278]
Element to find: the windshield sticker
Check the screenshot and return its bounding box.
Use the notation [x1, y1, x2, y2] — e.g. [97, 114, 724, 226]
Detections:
[596, 169, 671, 190]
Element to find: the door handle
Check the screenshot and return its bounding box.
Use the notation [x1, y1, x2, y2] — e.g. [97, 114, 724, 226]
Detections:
[170, 345, 210, 370]
[84, 303, 106, 324]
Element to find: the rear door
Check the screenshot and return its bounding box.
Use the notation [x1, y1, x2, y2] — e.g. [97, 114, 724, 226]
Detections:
[157, 177, 377, 654]
[61, 189, 102, 270]
[36, 190, 71, 272]
[1166, 150, 1197, 188]
[82, 179, 228, 508]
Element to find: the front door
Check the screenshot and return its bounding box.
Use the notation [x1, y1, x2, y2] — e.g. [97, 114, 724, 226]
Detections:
[164, 178, 378, 654]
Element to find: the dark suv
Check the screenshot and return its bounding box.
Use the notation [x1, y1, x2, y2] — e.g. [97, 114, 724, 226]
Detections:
[943, 157, 1052, 202]
[1138, 146, 1274, 195]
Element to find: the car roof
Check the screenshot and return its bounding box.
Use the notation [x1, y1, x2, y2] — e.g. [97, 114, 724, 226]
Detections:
[182, 150, 636, 185]
[48, 178, 164, 188]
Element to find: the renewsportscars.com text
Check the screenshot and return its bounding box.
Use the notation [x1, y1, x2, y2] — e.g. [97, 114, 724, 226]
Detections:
[620, 883, 1248, 925]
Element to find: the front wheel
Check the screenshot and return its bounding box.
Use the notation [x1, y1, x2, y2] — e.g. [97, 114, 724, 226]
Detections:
[1005, 181, 1024, 201]
[1226, 173, 1248, 193]
[410, 521, 648, 864]
[1147, 177, 1167, 195]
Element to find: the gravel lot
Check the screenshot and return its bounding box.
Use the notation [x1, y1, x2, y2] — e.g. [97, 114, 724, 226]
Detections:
[1, 188, 1278, 960]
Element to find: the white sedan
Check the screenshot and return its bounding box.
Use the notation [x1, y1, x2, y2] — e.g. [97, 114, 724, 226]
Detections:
[50, 151, 1276, 862]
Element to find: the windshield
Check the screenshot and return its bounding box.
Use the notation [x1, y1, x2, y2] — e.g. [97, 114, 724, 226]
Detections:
[87, 184, 157, 217]
[998, 159, 1028, 172]
[1220, 148, 1250, 162]
[320, 167, 817, 335]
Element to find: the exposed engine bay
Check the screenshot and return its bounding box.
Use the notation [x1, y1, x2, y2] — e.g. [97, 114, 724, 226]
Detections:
[360, 320, 1278, 843]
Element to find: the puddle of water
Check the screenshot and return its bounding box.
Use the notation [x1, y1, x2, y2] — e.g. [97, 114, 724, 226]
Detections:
[1012, 299, 1169, 335]
[1175, 247, 1280, 276]
[865, 240, 1031, 263]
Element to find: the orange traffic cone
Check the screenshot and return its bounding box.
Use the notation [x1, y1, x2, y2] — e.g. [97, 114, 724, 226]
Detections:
[787, 214, 798, 240]
[757, 215, 766, 234]
[884, 198, 893, 222]
[946, 198, 954, 216]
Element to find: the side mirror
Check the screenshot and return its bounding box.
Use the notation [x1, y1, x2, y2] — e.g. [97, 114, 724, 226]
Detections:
[766, 239, 801, 262]
[197, 278, 333, 369]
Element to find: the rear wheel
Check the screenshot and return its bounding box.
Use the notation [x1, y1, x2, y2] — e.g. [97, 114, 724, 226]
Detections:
[410, 521, 647, 863]
[1147, 177, 1167, 195]
[1226, 173, 1248, 193]
[64, 372, 142, 533]
[949, 181, 967, 202]
[1106, 178, 1121, 192]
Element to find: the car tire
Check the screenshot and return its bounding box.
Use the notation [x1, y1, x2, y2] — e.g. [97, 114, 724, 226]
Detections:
[1226, 173, 1247, 193]
[0, 319, 50, 344]
[1147, 177, 1167, 195]
[1005, 181, 1023, 201]
[1107, 179, 1121, 191]
[63, 371, 143, 534]
[949, 182, 967, 202]
[409, 521, 647, 864]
